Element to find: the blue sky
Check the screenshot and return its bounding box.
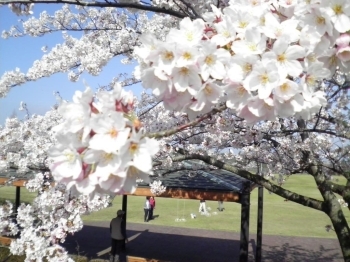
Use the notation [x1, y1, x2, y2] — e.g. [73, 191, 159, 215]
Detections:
[0, 5, 142, 125]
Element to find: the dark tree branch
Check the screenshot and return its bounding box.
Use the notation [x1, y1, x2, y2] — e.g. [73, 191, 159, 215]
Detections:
[313, 107, 323, 130]
[173, 147, 324, 212]
[327, 79, 350, 100]
[138, 101, 161, 118]
[176, 0, 203, 19]
[326, 181, 347, 196]
[272, 128, 349, 140]
[1, 0, 190, 19]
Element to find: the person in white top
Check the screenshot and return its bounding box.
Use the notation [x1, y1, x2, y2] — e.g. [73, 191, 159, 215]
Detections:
[199, 199, 206, 213]
[144, 197, 151, 222]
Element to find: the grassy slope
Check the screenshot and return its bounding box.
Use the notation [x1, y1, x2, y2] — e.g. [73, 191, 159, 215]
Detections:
[1, 175, 349, 238]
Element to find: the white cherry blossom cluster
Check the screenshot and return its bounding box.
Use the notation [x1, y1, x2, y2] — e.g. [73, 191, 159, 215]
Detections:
[24, 172, 51, 192]
[0, 110, 61, 173]
[135, 73, 348, 176]
[0, 160, 7, 171]
[9, 174, 111, 261]
[8, 3, 33, 16]
[0, 4, 178, 97]
[0, 68, 26, 98]
[0, 200, 19, 236]
[48, 84, 159, 197]
[150, 180, 167, 196]
[151, 0, 226, 14]
[138, 88, 348, 179]
[135, 0, 350, 124]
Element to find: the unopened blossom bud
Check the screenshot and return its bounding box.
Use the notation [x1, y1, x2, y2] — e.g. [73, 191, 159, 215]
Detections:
[336, 34, 350, 48]
[335, 34, 350, 62]
[336, 46, 350, 62]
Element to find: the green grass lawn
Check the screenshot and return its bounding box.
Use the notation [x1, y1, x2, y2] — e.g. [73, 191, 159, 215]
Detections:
[1, 175, 349, 239]
[0, 186, 36, 204]
[0, 247, 25, 262]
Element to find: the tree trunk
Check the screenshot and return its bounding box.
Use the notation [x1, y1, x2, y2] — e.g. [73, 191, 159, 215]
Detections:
[313, 170, 350, 261]
[324, 193, 350, 261]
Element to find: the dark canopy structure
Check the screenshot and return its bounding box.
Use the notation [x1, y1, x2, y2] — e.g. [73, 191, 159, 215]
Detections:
[130, 161, 261, 262]
[0, 162, 264, 262]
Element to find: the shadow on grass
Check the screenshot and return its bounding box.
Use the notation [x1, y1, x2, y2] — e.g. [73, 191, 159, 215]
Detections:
[63, 225, 342, 262]
[149, 214, 159, 220]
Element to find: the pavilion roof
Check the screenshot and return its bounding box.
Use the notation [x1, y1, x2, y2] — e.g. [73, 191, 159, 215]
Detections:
[140, 161, 250, 194]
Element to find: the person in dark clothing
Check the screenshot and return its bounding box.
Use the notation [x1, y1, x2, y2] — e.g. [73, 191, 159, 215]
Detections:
[110, 210, 127, 262]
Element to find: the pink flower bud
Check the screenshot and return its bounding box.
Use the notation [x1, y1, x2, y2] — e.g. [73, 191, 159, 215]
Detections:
[336, 46, 350, 62]
[335, 33, 350, 48]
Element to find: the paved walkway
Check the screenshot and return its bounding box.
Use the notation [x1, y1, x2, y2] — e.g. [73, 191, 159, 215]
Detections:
[63, 221, 343, 262]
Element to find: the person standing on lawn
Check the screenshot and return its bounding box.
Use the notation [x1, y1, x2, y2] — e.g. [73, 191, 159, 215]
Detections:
[110, 210, 127, 262]
[199, 199, 206, 213]
[149, 196, 156, 219]
[217, 200, 225, 211]
[144, 196, 151, 222]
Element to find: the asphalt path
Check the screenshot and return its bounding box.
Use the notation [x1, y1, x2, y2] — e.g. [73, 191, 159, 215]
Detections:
[63, 221, 343, 262]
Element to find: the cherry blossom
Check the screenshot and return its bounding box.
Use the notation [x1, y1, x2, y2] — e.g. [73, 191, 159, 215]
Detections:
[150, 180, 167, 196]
[134, 0, 350, 124]
[48, 85, 159, 196]
[8, 176, 111, 262]
[322, 0, 350, 33]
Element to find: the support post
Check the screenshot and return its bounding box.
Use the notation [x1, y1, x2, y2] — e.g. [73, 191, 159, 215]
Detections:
[240, 182, 251, 262]
[15, 186, 20, 211]
[256, 186, 264, 262]
[122, 195, 128, 251]
[122, 195, 128, 222]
